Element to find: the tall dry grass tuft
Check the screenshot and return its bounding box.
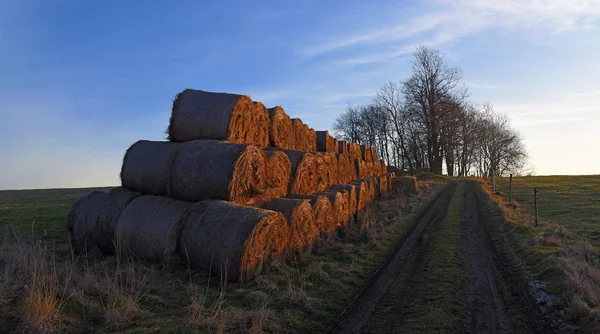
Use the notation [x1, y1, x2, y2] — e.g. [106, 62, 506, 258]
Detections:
[98, 258, 147, 326]
[1, 229, 73, 333]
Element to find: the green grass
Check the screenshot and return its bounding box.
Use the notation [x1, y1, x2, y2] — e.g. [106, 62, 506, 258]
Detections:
[363, 182, 466, 333]
[0, 182, 446, 333]
[496, 175, 600, 247]
[0, 187, 113, 252]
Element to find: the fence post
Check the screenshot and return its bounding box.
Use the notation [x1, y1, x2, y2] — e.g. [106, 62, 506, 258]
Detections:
[492, 170, 496, 193]
[534, 188, 538, 227]
[509, 174, 513, 203]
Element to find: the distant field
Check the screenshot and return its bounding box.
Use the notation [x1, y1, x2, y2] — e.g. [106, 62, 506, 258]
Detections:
[497, 175, 600, 247]
[0, 187, 113, 251]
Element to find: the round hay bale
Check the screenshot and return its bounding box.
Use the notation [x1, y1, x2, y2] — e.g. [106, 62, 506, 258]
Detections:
[270, 149, 318, 195]
[315, 153, 327, 192]
[322, 152, 339, 186]
[287, 194, 336, 235]
[120, 141, 179, 196]
[169, 89, 265, 146]
[316, 130, 329, 152]
[115, 195, 191, 263]
[315, 191, 349, 227]
[308, 127, 317, 152]
[369, 176, 381, 197]
[262, 198, 318, 250]
[178, 200, 288, 281]
[398, 176, 419, 194]
[170, 140, 267, 204]
[316, 131, 337, 152]
[372, 147, 378, 162]
[379, 175, 388, 193]
[386, 172, 394, 190]
[315, 152, 338, 192]
[332, 138, 339, 154]
[336, 153, 353, 184]
[67, 187, 140, 255]
[360, 145, 372, 162]
[267, 106, 294, 149]
[354, 159, 370, 179]
[349, 142, 362, 161]
[291, 118, 307, 151]
[264, 150, 291, 199]
[329, 184, 357, 216]
[349, 180, 369, 212]
[338, 140, 349, 154]
[252, 101, 271, 148]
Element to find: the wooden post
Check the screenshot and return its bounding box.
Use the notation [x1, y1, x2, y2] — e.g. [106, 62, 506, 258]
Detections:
[509, 174, 513, 203]
[534, 188, 538, 227]
[492, 170, 496, 193]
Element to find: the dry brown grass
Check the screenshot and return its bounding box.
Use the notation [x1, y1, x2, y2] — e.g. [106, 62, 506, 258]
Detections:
[478, 179, 600, 331]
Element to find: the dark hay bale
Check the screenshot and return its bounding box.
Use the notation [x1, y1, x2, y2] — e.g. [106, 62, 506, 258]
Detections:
[67, 187, 140, 255]
[287, 194, 336, 235]
[262, 198, 318, 250]
[170, 140, 267, 204]
[349, 180, 369, 212]
[316, 131, 337, 152]
[267, 106, 294, 149]
[252, 101, 271, 148]
[270, 149, 318, 195]
[315, 191, 349, 227]
[120, 140, 179, 196]
[369, 176, 381, 197]
[115, 195, 191, 263]
[316, 130, 329, 152]
[338, 140, 349, 154]
[329, 184, 357, 216]
[395, 176, 419, 195]
[264, 150, 291, 199]
[178, 200, 288, 282]
[360, 145, 373, 162]
[386, 172, 394, 190]
[169, 89, 266, 146]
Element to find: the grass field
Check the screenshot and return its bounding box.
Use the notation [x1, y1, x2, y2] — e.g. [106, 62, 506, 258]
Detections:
[0, 183, 444, 333]
[496, 175, 600, 247]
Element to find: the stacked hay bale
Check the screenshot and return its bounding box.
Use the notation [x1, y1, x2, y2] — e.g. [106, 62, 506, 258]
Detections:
[267, 106, 294, 149]
[168, 89, 268, 147]
[67, 87, 399, 281]
[316, 131, 338, 153]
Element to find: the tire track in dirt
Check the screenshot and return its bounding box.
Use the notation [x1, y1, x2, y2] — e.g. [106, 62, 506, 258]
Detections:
[463, 182, 515, 333]
[331, 183, 457, 334]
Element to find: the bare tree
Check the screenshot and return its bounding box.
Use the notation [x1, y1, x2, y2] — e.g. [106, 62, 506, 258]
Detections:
[402, 47, 468, 174]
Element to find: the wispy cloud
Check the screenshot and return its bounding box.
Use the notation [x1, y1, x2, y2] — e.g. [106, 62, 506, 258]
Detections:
[302, 0, 600, 65]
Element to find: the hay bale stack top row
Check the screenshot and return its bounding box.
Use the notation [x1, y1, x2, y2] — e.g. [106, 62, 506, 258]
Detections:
[168, 89, 381, 156]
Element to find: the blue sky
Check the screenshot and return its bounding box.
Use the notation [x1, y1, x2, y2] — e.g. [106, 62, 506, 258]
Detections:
[1, 0, 600, 189]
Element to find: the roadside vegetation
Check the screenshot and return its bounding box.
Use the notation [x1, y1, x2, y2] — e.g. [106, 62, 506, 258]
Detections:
[0, 181, 444, 333]
[479, 177, 600, 332]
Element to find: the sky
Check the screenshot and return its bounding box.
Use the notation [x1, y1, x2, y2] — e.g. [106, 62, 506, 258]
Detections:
[1, 0, 600, 190]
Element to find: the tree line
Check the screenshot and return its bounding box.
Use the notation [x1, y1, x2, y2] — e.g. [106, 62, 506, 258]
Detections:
[333, 46, 528, 177]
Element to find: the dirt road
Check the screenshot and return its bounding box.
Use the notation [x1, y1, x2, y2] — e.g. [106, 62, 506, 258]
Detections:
[332, 181, 553, 333]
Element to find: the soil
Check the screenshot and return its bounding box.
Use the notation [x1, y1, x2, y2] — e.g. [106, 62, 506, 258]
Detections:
[331, 181, 554, 334]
